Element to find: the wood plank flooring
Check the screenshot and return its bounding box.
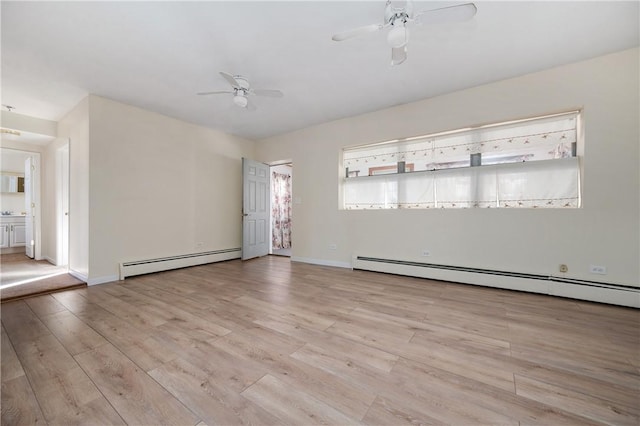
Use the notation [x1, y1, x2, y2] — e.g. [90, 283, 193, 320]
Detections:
[1, 256, 638, 425]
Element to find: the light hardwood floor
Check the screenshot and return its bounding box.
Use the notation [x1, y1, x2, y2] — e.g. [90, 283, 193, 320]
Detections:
[1, 256, 638, 425]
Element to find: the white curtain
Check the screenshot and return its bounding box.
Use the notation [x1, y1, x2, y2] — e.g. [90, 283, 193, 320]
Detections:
[344, 157, 580, 209]
[343, 174, 398, 209]
[435, 167, 497, 208]
[496, 157, 580, 208]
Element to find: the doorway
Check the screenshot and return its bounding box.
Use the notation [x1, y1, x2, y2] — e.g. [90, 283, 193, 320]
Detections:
[269, 162, 292, 257]
[0, 148, 41, 258]
[0, 141, 77, 301]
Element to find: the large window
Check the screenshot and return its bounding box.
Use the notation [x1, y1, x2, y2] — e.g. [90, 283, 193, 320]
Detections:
[343, 111, 581, 209]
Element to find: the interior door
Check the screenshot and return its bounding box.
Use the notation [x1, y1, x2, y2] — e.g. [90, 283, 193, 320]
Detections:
[24, 157, 34, 258]
[242, 158, 270, 260]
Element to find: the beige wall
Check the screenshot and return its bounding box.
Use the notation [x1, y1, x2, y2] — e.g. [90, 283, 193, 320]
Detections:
[257, 48, 640, 288]
[41, 138, 69, 265]
[87, 95, 255, 281]
[58, 97, 90, 278]
[1, 111, 57, 138]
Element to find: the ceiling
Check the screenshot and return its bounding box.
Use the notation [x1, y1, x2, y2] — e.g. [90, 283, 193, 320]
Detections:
[1, 1, 638, 141]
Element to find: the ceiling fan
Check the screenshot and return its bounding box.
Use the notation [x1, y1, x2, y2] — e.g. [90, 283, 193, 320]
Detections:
[332, 1, 477, 66]
[197, 72, 283, 109]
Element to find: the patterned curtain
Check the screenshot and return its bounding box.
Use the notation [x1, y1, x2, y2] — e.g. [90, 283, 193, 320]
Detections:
[271, 171, 292, 249]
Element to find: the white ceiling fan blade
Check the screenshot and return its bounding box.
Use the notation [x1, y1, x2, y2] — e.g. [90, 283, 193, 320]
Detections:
[405, 0, 414, 18]
[252, 89, 284, 98]
[332, 23, 384, 41]
[391, 46, 407, 66]
[220, 71, 240, 88]
[197, 90, 233, 96]
[414, 3, 477, 26]
[245, 99, 257, 111]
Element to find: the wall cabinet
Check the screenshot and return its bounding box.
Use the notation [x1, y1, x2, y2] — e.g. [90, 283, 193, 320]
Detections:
[0, 217, 26, 249]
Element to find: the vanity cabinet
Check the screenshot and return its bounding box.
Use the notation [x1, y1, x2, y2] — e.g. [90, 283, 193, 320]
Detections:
[0, 225, 8, 248]
[0, 217, 26, 248]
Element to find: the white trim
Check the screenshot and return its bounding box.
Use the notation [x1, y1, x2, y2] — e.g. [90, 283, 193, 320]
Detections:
[549, 281, 640, 308]
[43, 256, 57, 265]
[291, 256, 352, 269]
[88, 275, 119, 286]
[68, 269, 87, 283]
[120, 249, 241, 280]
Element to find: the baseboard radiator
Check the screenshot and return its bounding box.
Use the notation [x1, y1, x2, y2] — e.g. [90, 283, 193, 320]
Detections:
[119, 248, 241, 280]
[352, 256, 640, 308]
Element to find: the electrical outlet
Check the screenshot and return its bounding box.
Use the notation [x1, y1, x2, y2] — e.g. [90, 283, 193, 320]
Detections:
[559, 264, 568, 273]
[589, 265, 607, 275]
[421, 250, 431, 257]
[328, 243, 337, 250]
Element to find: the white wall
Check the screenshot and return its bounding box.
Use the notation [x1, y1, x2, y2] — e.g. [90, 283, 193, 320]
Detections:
[87, 95, 255, 282]
[257, 48, 640, 289]
[58, 97, 90, 279]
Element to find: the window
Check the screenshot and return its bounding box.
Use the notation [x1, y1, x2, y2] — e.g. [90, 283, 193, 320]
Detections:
[342, 111, 581, 209]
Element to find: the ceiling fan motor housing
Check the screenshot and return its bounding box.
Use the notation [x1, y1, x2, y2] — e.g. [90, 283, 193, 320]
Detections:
[233, 76, 250, 90]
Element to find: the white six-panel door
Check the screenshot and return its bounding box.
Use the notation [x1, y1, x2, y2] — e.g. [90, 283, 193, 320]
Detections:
[242, 158, 270, 260]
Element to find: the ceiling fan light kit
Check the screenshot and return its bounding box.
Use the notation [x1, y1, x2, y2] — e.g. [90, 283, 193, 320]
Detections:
[332, 0, 477, 65]
[233, 95, 248, 108]
[197, 72, 283, 109]
[387, 25, 408, 49]
[197, 1, 476, 109]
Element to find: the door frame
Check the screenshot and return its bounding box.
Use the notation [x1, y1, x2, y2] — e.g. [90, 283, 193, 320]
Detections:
[268, 160, 293, 256]
[23, 152, 42, 260]
[56, 142, 70, 266]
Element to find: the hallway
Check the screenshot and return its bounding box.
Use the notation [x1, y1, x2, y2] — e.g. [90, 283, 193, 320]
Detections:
[0, 253, 84, 301]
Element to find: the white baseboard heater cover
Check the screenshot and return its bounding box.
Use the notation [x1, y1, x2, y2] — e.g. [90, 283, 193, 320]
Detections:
[352, 256, 640, 308]
[119, 248, 241, 280]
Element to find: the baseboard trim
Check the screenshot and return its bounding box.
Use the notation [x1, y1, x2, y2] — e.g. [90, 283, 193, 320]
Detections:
[88, 275, 119, 286]
[291, 256, 352, 269]
[68, 269, 87, 283]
